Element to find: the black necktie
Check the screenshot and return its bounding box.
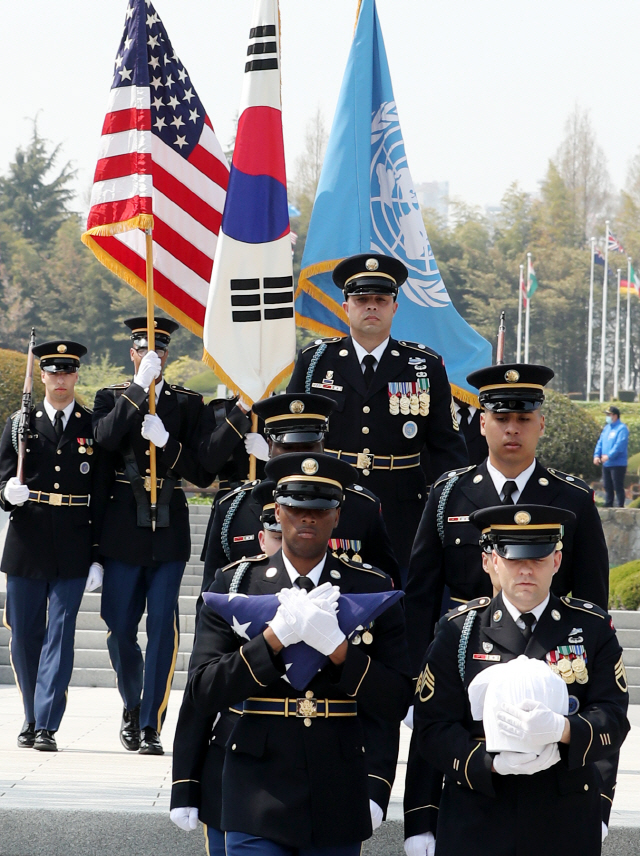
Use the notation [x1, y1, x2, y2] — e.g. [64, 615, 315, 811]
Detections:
[295, 576, 315, 593]
[502, 480, 517, 505]
[54, 410, 64, 441]
[520, 612, 536, 641]
[362, 354, 376, 388]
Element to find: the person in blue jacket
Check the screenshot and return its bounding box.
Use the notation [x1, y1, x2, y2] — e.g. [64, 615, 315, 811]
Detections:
[594, 405, 629, 507]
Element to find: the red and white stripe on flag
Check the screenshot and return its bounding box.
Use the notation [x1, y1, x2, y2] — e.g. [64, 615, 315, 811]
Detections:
[81, 0, 228, 336]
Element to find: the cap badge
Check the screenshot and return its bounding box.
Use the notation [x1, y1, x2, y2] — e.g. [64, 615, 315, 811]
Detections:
[57, 344, 67, 353]
[514, 511, 531, 525]
[365, 258, 379, 271]
[504, 369, 519, 383]
[289, 400, 305, 414]
[301, 458, 319, 475]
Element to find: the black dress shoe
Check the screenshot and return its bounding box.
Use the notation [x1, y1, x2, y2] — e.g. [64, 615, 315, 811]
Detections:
[139, 726, 163, 755]
[17, 721, 36, 748]
[120, 705, 141, 751]
[34, 729, 58, 751]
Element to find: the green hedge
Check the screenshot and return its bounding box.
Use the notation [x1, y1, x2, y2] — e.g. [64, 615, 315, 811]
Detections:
[536, 390, 601, 480]
[609, 559, 640, 610]
[0, 348, 45, 426]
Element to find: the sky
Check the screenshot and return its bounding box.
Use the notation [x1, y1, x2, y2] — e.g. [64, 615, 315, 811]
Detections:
[3, 0, 640, 214]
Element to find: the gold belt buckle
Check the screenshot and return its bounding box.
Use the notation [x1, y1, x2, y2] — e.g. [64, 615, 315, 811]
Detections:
[296, 697, 318, 718]
[48, 493, 63, 506]
[356, 452, 372, 470]
[144, 476, 152, 491]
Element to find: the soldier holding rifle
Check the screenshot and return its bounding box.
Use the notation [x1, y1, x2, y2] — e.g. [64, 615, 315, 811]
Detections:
[0, 336, 107, 751]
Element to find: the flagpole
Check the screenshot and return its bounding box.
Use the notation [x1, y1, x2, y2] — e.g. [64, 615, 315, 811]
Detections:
[524, 253, 531, 362]
[517, 263, 524, 362]
[145, 227, 158, 532]
[586, 237, 595, 400]
[614, 268, 621, 399]
[625, 256, 632, 390]
[599, 220, 609, 403]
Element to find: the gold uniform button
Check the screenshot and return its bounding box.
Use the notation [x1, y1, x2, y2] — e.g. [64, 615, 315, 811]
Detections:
[304, 718, 312, 727]
[232, 744, 237, 750]
[305, 690, 314, 699]
[418, 493, 422, 500]
[584, 784, 589, 791]
[146, 469, 151, 474]
[455, 538, 461, 545]
[145, 450, 150, 456]
[363, 406, 370, 414]
[362, 469, 370, 476]
[55, 466, 61, 472]
[57, 449, 62, 455]
[362, 426, 369, 434]
[54, 483, 60, 489]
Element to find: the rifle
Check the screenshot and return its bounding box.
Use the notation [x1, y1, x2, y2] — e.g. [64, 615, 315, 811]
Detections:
[16, 328, 36, 483]
[496, 311, 506, 365]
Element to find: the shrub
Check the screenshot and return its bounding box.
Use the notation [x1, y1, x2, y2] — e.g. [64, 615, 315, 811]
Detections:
[609, 560, 640, 609]
[536, 390, 601, 480]
[0, 348, 45, 426]
[628, 496, 640, 509]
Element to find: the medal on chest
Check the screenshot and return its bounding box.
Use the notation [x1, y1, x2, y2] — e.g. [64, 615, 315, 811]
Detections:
[546, 644, 589, 684]
[388, 379, 430, 416]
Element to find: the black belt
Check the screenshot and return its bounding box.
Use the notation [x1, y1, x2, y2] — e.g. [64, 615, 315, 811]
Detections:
[28, 491, 90, 507]
[231, 696, 357, 720]
[324, 449, 421, 471]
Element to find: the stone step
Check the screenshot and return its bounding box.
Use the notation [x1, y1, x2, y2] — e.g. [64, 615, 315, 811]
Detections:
[67, 667, 188, 690]
[617, 629, 640, 648]
[73, 610, 198, 633]
[623, 649, 640, 667]
[611, 610, 640, 630]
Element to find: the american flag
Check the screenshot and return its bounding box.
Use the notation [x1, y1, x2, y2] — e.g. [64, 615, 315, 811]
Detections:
[607, 232, 625, 254]
[82, 0, 228, 335]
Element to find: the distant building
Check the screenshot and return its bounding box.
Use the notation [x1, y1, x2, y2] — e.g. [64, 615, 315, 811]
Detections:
[415, 181, 449, 222]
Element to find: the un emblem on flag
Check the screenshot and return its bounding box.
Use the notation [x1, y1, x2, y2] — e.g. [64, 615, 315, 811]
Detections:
[370, 101, 450, 310]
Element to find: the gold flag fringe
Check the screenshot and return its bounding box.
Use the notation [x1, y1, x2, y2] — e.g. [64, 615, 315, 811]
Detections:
[202, 349, 294, 406]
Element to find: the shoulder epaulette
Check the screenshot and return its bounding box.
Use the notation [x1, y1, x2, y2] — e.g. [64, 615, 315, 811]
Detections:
[345, 485, 376, 503]
[302, 337, 343, 354]
[397, 340, 440, 359]
[219, 480, 258, 504]
[546, 468, 590, 494]
[170, 384, 202, 397]
[560, 596, 605, 619]
[447, 596, 491, 619]
[108, 381, 131, 389]
[79, 403, 93, 414]
[221, 553, 267, 573]
[338, 555, 386, 578]
[433, 465, 476, 489]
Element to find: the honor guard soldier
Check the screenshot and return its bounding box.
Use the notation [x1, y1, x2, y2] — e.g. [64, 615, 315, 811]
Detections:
[182, 452, 411, 856]
[202, 393, 400, 595]
[93, 316, 213, 755]
[407, 505, 629, 856]
[404, 363, 609, 676]
[287, 253, 468, 584]
[0, 341, 108, 751]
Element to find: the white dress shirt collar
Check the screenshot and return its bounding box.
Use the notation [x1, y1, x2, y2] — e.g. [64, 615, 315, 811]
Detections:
[43, 398, 76, 430]
[352, 337, 390, 369]
[281, 550, 327, 588]
[453, 401, 477, 424]
[502, 592, 550, 631]
[486, 458, 537, 504]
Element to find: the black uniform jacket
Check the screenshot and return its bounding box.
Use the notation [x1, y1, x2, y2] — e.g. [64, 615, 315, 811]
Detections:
[460, 408, 488, 466]
[409, 592, 629, 856]
[202, 480, 401, 595]
[404, 459, 609, 675]
[182, 549, 412, 848]
[0, 401, 109, 580]
[287, 336, 468, 569]
[93, 380, 211, 565]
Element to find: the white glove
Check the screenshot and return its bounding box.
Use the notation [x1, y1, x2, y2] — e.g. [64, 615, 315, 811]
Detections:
[133, 351, 162, 389]
[170, 806, 199, 831]
[602, 822, 608, 843]
[244, 432, 270, 461]
[267, 602, 303, 648]
[280, 591, 346, 656]
[370, 799, 383, 831]
[141, 414, 169, 448]
[307, 581, 341, 610]
[496, 699, 566, 745]
[403, 705, 414, 730]
[85, 562, 104, 592]
[404, 832, 436, 856]
[493, 742, 560, 776]
[4, 476, 30, 506]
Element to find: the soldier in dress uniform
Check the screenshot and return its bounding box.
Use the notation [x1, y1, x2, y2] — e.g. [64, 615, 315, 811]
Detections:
[287, 253, 467, 584]
[453, 395, 488, 465]
[182, 452, 412, 856]
[406, 505, 629, 856]
[202, 393, 400, 594]
[0, 341, 108, 751]
[93, 316, 213, 755]
[404, 363, 609, 677]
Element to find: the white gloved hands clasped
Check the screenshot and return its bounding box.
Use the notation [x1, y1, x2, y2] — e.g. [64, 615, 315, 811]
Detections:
[133, 351, 162, 389]
[276, 584, 345, 656]
[404, 832, 436, 856]
[496, 699, 566, 745]
[170, 806, 199, 831]
[141, 414, 169, 448]
[269, 583, 340, 648]
[85, 562, 104, 592]
[4, 476, 30, 506]
[370, 800, 383, 831]
[244, 432, 270, 461]
[493, 742, 560, 776]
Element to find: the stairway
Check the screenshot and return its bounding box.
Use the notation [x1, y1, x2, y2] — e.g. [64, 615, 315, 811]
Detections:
[0, 503, 210, 691]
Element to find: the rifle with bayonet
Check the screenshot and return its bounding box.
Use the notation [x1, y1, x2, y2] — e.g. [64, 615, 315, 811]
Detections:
[16, 328, 36, 483]
[496, 311, 506, 365]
